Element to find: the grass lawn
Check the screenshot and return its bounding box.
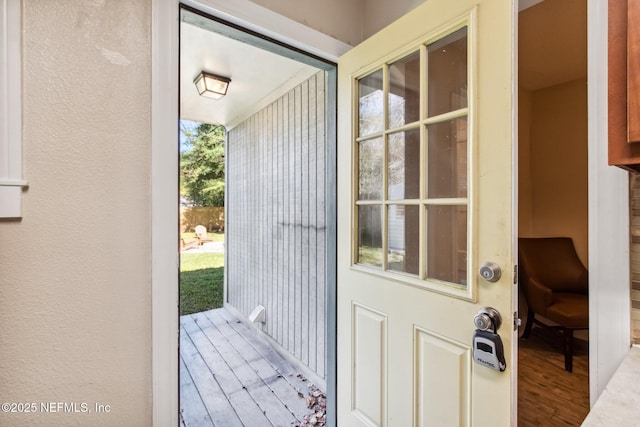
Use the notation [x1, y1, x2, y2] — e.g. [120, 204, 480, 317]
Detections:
[180, 251, 224, 315]
[181, 231, 225, 243]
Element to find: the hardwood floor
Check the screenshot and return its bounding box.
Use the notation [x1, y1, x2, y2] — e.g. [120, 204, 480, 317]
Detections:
[518, 326, 590, 426]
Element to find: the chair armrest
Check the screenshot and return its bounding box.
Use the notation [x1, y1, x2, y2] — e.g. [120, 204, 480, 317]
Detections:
[524, 276, 553, 315]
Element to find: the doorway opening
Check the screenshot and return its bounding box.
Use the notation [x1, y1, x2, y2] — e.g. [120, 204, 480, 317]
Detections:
[179, 120, 226, 315]
[517, 1, 589, 425]
[178, 5, 337, 426]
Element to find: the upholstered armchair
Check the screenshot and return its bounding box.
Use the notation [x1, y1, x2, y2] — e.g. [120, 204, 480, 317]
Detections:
[518, 237, 589, 372]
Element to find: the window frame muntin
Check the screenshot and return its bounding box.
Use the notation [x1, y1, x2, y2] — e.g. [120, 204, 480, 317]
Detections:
[350, 13, 476, 301]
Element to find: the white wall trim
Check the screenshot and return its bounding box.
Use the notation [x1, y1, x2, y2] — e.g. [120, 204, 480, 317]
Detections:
[180, 0, 352, 62]
[151, 1, 179, 426]
[0, 0, 26, 218]
[588, 0, 632, 405]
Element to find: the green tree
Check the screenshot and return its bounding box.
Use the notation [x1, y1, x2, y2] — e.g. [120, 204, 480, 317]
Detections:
[180, 122, 225, 207]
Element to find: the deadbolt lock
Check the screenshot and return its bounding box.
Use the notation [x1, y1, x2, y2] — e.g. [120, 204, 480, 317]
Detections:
[479, 261, 502, 283]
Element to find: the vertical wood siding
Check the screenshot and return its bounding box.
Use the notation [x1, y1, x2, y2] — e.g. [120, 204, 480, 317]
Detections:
[227, 71, 327, 378]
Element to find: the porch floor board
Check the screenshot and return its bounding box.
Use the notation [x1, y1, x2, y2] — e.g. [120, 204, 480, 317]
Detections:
[180, 308, 315, 427]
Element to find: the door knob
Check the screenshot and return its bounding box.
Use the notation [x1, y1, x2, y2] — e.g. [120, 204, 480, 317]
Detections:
[473, 306, 502, 331]
[472, 307, 506, 372]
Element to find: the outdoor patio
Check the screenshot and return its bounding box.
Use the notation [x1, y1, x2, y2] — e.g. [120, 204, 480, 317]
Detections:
[180, 308, 324, 427]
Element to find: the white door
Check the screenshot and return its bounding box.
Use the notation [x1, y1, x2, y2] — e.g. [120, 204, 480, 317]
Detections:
[337, 0, 516, 425]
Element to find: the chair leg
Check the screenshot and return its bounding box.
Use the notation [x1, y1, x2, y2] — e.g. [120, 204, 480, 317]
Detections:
[522, 309, 535, 339]
[563, 328, 574, 372]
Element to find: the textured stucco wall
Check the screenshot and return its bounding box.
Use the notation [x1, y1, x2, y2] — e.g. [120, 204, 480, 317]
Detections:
[0, 1, 152, 426]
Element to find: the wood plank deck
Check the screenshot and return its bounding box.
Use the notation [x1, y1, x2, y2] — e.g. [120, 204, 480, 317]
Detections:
[180, 308, 320, 427]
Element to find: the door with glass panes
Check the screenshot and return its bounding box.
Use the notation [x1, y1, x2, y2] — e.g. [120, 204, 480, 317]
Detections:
[337, 0, 516, 425]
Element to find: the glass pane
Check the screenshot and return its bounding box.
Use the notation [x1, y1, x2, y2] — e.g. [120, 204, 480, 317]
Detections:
[387, 205, 419, 275]
[358, 137, 384, 200]
[388, 129, 420, 200]
[389, 51, 420, 129]
[427, 117, 468, 199]
[427, 205, 468, 286]
[358, 205, 383, 267]
[359, 69, 384, 136]
[427, 27, 468, 117]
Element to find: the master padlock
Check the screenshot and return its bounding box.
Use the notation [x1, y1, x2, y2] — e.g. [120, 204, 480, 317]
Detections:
[472, 307, 506, 372]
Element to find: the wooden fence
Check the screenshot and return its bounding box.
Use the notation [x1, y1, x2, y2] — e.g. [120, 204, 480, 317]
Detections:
[180, 206, 224, 232]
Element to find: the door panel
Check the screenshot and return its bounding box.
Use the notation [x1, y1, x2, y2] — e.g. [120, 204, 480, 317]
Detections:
[337, 1, 516, 425]
[414, 326, 470, 426]
[352, 303, 387, 425]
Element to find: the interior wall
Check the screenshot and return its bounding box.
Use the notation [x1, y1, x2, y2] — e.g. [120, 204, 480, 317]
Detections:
[518, 87, 534, 236]
[248, 0, 362, 45]
[518, 78, 589, 266]
[0, 1, 152, 426]
[360, 0, 426, 40]
[248, 0, 426, 45]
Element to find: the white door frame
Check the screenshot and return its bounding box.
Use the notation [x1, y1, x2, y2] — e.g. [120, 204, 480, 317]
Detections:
[587, 0, 631, 405]
[151, 1, 180, 425]
[151, 1, 349, 425]
[151, 0, 632, 424]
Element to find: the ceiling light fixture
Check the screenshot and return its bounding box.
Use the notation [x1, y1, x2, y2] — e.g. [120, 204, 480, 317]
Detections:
[194, 71, 231, 100]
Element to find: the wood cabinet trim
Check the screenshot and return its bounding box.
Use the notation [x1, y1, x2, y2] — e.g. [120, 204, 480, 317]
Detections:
[609, 0, 640, 170]
[628, 0, 640, 142]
